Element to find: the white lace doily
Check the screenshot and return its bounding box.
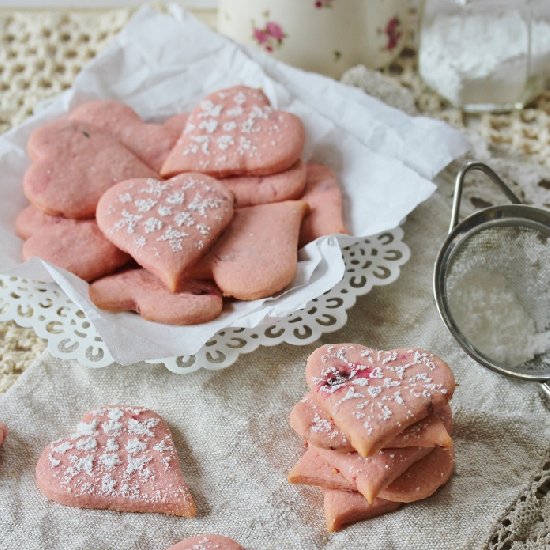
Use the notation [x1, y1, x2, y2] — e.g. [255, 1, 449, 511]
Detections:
[0, 228, 409, 372]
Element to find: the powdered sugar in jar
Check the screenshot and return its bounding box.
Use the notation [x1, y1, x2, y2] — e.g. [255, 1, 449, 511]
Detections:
[419, 0, 549, 111]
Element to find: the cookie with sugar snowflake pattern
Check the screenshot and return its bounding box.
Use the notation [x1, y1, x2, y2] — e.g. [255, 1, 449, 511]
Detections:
[89, 268, 223, 325]
[69, 100, 180, 173]
[161, 85, 305, 178]
[23, 120, 157, 219]
[306, 344, 455, 458]
[290, 393, 452, 453]
[219, 159, 307, 207]
[168, 535, 244, 550]
[22, 219, 130, 282]
[188, 200, 308, 300]
[96, 174, 234, 292]
[35, 406, 196, 517]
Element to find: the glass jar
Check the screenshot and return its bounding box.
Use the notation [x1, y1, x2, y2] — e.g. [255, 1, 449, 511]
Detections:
[419, 0, 549, 112]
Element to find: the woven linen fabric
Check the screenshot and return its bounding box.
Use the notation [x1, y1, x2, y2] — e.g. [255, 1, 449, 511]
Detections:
[0, 190, 548, 550]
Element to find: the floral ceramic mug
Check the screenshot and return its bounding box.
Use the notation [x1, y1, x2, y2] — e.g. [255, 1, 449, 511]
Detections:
[217, 0, 407, 78]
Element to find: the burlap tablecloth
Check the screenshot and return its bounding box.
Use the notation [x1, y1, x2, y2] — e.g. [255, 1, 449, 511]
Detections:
[0, 188, 549, 549]
[1, 6, 549, 550]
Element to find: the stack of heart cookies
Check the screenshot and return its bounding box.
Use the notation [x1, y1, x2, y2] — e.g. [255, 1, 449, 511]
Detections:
[15, 85, 348, 325]
[288, 343, 456, 532]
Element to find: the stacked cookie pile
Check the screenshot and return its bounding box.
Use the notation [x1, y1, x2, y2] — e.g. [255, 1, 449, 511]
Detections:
[15, 85, 347, 325]
[288, 343, 456, 532]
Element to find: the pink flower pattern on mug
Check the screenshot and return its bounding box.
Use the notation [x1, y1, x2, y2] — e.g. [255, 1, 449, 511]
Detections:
[314, 0, 334, 7]
[251, 20, 287, 53]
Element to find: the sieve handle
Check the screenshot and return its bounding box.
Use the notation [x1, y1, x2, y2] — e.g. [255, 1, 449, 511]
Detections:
[450, 162, 522, 233]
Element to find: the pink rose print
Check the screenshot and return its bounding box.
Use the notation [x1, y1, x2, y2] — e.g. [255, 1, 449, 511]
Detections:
[253, 28, 268, 45]
[315, 0, 334, 7]
[251, 20, 287, 53]
[379, 16, 402, 51]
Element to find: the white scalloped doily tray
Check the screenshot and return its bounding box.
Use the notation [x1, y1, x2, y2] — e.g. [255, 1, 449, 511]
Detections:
[0, 227, 409, 373]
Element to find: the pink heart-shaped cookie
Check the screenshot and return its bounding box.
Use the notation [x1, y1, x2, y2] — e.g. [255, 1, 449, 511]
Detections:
[15, 205, 66, 240]
[161, 85, 305, 178]
[69, 100, 180, 172]
[316, 446, 432, 503]
[23, 120, 157, 219]
[288, 446, 355, 492]
[290, 393, 452, 453]
[96, 174, 234, 292]
[306, 345, 455, 458]
[89, 268, 223, 325]
[220, 160, 307, 207]
[323, 489, 400, 532]
[35, 406, 195, 517]
[289, 393, 354, 453]
[188, 200, 308, 300]
[22, 219, 130, 282]
[378, 445, 455, 503]
[289, 443, 454, 505]
[299, 163, 348, 247]
[163, 112, 190, 135]
[168, 535, 244, 550]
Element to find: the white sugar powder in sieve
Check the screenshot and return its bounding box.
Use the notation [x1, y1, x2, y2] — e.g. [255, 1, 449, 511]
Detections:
[449, 267, 550, 367]
[419, 10, 550, 107]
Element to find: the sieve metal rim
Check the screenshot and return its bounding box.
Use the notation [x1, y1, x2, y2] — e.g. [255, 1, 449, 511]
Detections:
[434, 221, 550, 382]
[434, 162, 550, 382]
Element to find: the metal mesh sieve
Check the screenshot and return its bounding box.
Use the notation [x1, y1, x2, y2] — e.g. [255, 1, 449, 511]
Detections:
[434, 163, 550, 391]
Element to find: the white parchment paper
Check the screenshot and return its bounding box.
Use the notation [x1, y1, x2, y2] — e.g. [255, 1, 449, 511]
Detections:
[0, 6, 469, 365]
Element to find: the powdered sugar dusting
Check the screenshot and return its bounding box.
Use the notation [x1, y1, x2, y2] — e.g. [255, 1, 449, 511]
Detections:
[311, 345, 454, 436]
[101, 175, 232, 257]
[41, 406, 193, 508]
[176, 85, 291, 169]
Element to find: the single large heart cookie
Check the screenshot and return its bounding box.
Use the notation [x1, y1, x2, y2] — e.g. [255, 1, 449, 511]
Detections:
[96, 174, 234, 292]
[22, 220, 130, 282]
[306, 345, 455, 457]
[69, 100, 180, 172]
[35, 406, 195, 517]
[23, 120, 157, 219]
[89, 268, 223, 325]
[188, 200, 308, 300]
[290, 393, 452, 453]
[161, 85, 305, 178]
